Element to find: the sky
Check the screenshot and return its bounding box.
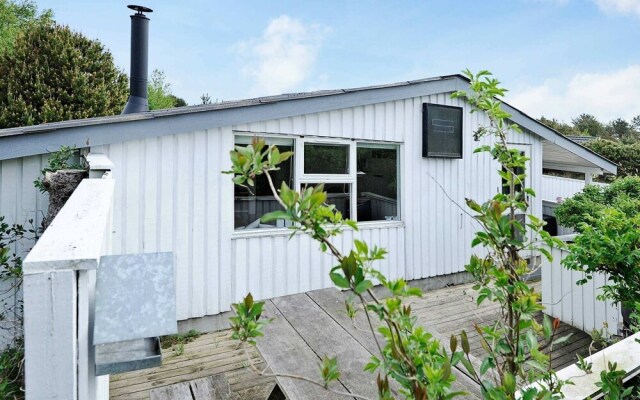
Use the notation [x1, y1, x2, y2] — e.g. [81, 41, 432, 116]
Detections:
[44, 0, 640, 123]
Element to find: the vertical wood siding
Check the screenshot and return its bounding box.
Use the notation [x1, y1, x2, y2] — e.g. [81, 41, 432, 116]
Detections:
[1, 93, 546, 322]
[0, 155, 49, 347]
[542, 246, 620, 335]
[540, 175, 608, 201]
[231, 224, 405, 302]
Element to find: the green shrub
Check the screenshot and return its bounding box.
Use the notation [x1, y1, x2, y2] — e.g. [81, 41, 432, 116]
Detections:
[562, 208, 640, 311]
[554, 176, 640, 231]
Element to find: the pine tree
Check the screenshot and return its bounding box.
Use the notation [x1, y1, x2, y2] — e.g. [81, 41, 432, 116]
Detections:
[0, 24, 128, 128]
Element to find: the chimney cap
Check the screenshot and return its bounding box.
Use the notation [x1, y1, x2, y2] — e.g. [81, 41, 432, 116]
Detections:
[127, 5, 153, 14]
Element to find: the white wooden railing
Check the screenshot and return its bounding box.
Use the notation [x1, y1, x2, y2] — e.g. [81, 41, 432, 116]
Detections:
[540, 175, 608, 203]
[541, 235, 620, 336]
[23, 154, 114, 400]
[520, 331, 640, 399]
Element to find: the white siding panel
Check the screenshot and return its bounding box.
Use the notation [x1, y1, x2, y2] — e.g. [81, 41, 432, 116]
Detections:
[542, 246, 620, 335]
[0, 155, 49, 347]
[540, 175, 608, 202]
[230, 224, 405, 303]
[1, 91, 550, 323]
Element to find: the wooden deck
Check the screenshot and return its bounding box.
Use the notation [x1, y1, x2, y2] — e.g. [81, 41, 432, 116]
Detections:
[110, 280, 593, 399]
[109, 330, 276, 400]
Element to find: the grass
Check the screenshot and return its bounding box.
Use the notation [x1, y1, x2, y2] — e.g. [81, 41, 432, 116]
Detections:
[160, 329, 201, 350]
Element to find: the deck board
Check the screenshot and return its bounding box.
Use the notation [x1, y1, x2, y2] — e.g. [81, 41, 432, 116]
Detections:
[110, 279, 593, 399]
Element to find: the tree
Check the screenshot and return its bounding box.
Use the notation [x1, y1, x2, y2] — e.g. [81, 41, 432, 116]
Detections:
[200, 93, 212, 105]
[147, 69, 187, 110]
[0, 0, 52, 56]
[0, 24, 129, 129]
[606, 118, 637, 143]
[572, 113, 605, 137]
[538, 116, 579, 136]
[585, 139, 640, 178]
[631, 115, 640, 132]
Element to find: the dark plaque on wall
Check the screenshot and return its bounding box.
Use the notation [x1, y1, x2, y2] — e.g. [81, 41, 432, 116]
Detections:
[422, 103, 463, 158]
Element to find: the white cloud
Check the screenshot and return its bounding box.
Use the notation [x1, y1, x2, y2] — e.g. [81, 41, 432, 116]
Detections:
[235, 15, 329, 96]
[594, 0, 640, 17]
[508, 65, 640, 122]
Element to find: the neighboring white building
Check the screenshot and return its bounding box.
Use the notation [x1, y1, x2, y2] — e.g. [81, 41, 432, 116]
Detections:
[0, 75, 617, 324]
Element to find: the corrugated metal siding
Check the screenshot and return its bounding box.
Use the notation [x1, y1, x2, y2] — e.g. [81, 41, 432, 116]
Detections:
[0, 93, 546, 322]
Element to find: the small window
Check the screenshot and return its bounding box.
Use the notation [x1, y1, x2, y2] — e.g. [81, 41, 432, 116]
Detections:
[422, 104, 463, 158]
[301, 183, 351, 219]
[356, 145, 399, 221]
[234, 136, 294, 230]
[502, 151, 526, 200]
[304, 143, 349, 174]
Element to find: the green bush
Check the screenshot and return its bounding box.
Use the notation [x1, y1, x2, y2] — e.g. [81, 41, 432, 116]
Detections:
[554, 176, 640, 231]
[562, 208, 640, 312]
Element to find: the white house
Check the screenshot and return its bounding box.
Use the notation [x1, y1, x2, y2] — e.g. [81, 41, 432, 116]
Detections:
[0, 74, 617, 327]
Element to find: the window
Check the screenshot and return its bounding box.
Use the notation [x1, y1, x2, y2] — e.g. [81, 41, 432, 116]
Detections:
[422, 104, 463, 158]
[501, 151, 526, 200]
[234, 136, 294, 229]
[356, 145, 398, 221]
[501, 148, 529, 240]
[301, 183, 351, 219]
[304, 143, 349, 174]
[233, 134, 401, 231]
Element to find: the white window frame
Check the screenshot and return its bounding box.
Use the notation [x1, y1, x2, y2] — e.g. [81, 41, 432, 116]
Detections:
[356, 142, 401, 223]
[502, 143, 531, 244]
[232, 132, 402, 234]
[296, 137, 357, 220]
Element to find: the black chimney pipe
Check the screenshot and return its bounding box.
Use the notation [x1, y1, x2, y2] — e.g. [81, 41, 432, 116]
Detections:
[122, 5, 153, 114]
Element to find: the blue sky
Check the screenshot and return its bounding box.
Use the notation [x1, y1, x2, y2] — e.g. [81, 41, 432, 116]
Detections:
[46, 0, 640, 122]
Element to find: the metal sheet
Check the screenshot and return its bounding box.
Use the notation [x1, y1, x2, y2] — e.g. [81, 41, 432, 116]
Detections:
[95, 337, 161, 376]
[93, 252, 177, 345]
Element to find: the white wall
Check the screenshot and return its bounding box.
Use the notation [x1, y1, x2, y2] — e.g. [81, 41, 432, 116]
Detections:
[540, 174, 608, 202]
[541, 244, 620, 335]
[0, 154, 49, 348]
[1, 93, 545, 322]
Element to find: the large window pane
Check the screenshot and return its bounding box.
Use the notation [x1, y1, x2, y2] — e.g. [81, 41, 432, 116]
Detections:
[234, 137, 294, 229]
[356, 146, 398, 221]
[304, 143, 349, 174]
[301, 183, 351, 219]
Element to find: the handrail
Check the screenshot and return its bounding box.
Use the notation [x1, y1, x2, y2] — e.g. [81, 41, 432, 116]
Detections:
[23, 179, 115, 274]
[519, 332, 640, 399]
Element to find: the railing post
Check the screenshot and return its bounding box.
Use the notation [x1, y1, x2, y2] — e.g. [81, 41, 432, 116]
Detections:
[23, 154, 115, 400]
[23, 270, 78, 400]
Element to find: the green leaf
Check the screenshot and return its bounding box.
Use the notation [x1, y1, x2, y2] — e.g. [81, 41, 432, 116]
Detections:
[480, 357, 495, 375]
[354, 279, 373, 294]
[345, 220, 359, 231]
[261, 210, 291, 222]
[330, 272, 350, 289]
[460, 357, 476, 377]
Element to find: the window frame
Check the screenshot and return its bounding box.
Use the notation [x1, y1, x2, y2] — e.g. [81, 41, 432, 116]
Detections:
[232, 132, 402, 233]
[356, 142, 401, 222]
[501, 144, 531, 241]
